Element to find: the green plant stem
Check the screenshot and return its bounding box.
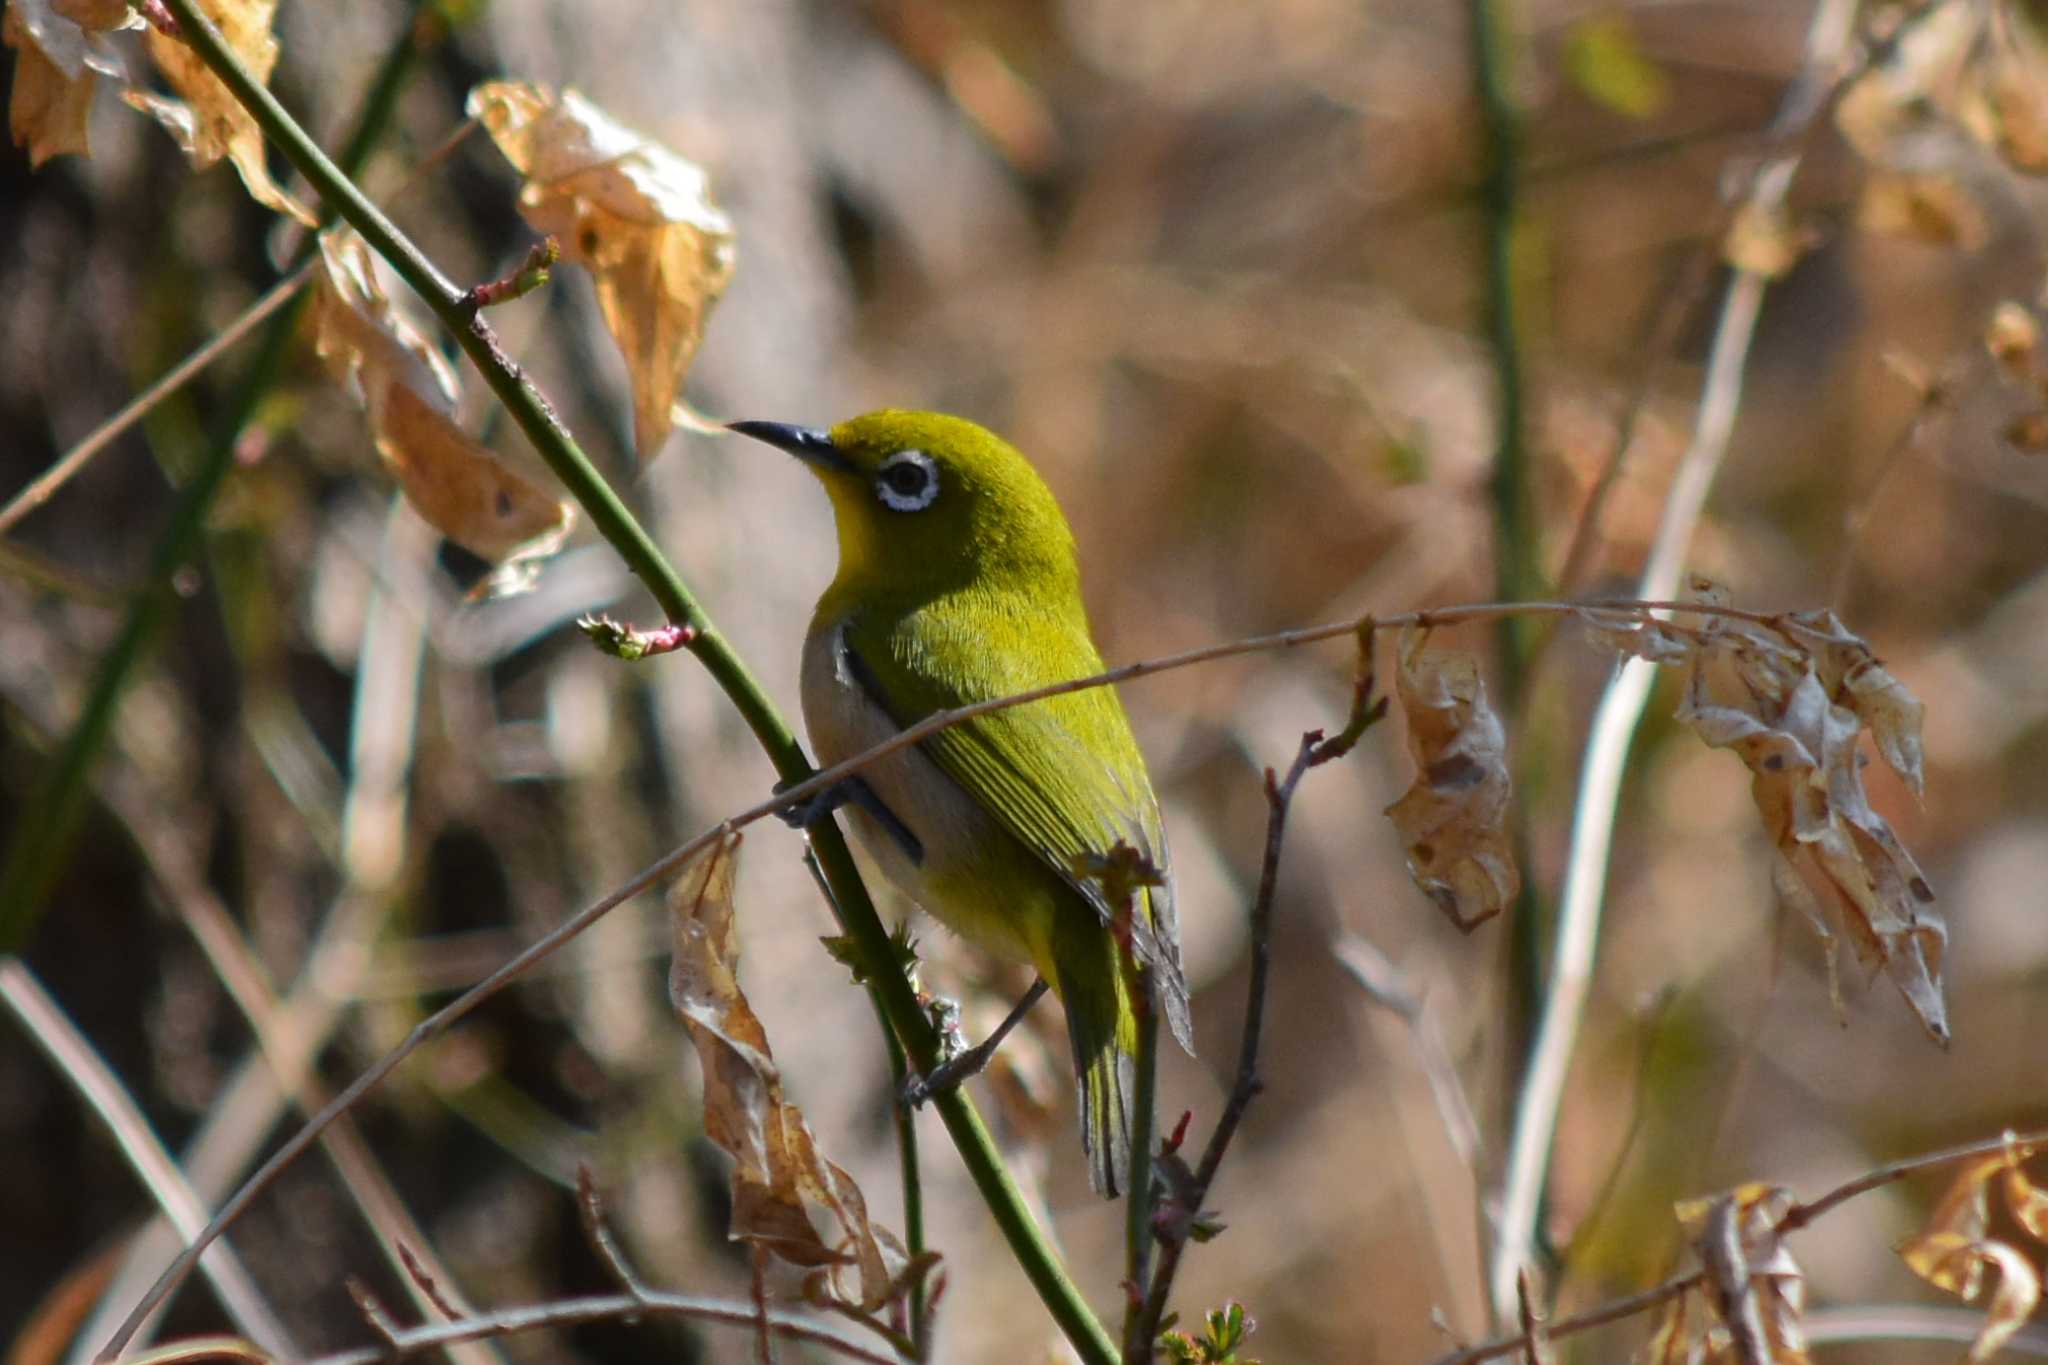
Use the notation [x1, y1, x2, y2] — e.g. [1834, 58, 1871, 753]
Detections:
[1472, 0, 1541, 690]
[1121, 988, 1158, 1361]
[880, 1026, 929, 1355]
[0, 1, 436, 949]
[135, 5, 1114, 1362]
[1470, 0, 1549, 1292]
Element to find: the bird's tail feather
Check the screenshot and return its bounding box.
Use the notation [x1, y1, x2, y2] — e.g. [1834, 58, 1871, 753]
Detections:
[1054, 934, 1140, 1199]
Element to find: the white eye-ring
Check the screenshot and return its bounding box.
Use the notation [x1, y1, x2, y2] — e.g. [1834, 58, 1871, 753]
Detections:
[874, 449, 939, 512]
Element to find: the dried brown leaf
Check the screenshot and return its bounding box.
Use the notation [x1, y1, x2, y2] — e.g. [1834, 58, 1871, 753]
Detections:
[1793, 610, 1926, 796]
[1577, 609, 1698, 665]
[467, 81, 736, 461]
[123, 0, 314, 224]
[1640, 1292, 1697, 1365]
[2004, 1146, 2048, 1244]
[667, 833, 904, 1309]
[1675, 1185, 1809, 1365]
[310, 230, 574, 564]
[4, 0, 132, 166]
[1383, 627, 1518, 931]
[1675, 608, 1947, 1045]
[1900, 1232, 2040, 1361]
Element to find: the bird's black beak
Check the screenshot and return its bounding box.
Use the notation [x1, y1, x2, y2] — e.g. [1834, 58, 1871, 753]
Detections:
[727, 420, 854, 474]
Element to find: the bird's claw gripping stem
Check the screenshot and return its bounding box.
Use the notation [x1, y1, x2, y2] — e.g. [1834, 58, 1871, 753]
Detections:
[775, 775, 924, 866]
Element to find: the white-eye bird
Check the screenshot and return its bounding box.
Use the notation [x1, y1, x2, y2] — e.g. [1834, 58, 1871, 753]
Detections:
[732, 409, 1194, 1197]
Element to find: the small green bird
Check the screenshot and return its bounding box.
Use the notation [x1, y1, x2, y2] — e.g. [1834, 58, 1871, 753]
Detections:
[732, 409, 1193, 1197]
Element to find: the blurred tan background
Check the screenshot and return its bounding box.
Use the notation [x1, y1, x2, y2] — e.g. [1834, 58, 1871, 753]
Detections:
[6, 0, 2048, 1360]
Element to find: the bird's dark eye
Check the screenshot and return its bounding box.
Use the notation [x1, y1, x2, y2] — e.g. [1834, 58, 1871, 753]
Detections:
[874, 449, 939, 512]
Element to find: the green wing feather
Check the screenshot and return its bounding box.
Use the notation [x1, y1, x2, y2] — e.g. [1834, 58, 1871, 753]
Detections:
[843, 587, 1193, 1051]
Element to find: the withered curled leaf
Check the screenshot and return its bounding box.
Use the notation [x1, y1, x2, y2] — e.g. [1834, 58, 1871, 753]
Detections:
[1899, 1144, 2045, 1362]
[1674, 606, 1946, 1044]
[310, 229, 573, 566]
[1383, 627, 1518, 931]
[4, 0, 133, 166]
[667, 833, 905, 1310]
[123, 0, 314, 224]
[467, 81, 736, 462]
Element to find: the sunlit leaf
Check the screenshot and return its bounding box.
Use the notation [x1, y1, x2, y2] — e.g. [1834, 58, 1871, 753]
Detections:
[1383, 627, 1518, 931]
[123, 0, 315, 224]
[467, 81, 736, 461]
[310, 229, 574, 564]
[1901, 1231, 2040, 1361]
[3, 0, 133, 166]
[667, 833, 907, 1309]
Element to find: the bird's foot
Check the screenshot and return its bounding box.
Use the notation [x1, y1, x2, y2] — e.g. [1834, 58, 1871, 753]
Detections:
[773, 775, 924, 865]
[900, 979, 1051, 1107]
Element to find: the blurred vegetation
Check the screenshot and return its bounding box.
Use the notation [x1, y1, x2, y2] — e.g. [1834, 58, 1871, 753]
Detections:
[7, 0, 2048, 1361]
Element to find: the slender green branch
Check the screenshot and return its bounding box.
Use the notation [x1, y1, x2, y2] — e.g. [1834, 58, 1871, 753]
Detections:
[1471, 0, 1541, 693]
[0, 0, 436, 949]
[115, 5, 1115, 1362]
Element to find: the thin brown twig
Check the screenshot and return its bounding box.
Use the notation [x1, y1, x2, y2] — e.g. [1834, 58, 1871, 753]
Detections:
[397, 1244, 461, 1321]
[1131, 701, 1380, 1355]
[575, 1167, 653, 1304]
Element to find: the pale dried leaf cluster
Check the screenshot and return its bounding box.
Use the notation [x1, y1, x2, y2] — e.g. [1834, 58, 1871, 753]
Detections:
[666, 834, 911, 1312]
[1383, 625, 1519, 931]
[1585, 586, 1945, 1044]
[309, 230, 574, 566]
[5, 0, 312, 222]
[469, 81, 737, 462]
[1649, 1184, 1808, 1365]
[1898, 1138, 2048, 1361]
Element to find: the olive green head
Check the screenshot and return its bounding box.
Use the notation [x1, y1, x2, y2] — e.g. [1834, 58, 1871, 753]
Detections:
[731, 409, 1083, 600]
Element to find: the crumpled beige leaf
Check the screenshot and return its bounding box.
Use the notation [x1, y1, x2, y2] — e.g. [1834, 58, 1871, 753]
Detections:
[467, 81, 736, 462]
[1674, 1184, 1809, 1365]
[667, 833, 905, 1309]
[4, 0, 134, 166]
[122, 0, 314, 224]
[1384, 627, 1518, 931]
[1899, 1141, 2046, 1362]
[1672, 599, 1946, 1045]
[310, 229, 574, 565]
